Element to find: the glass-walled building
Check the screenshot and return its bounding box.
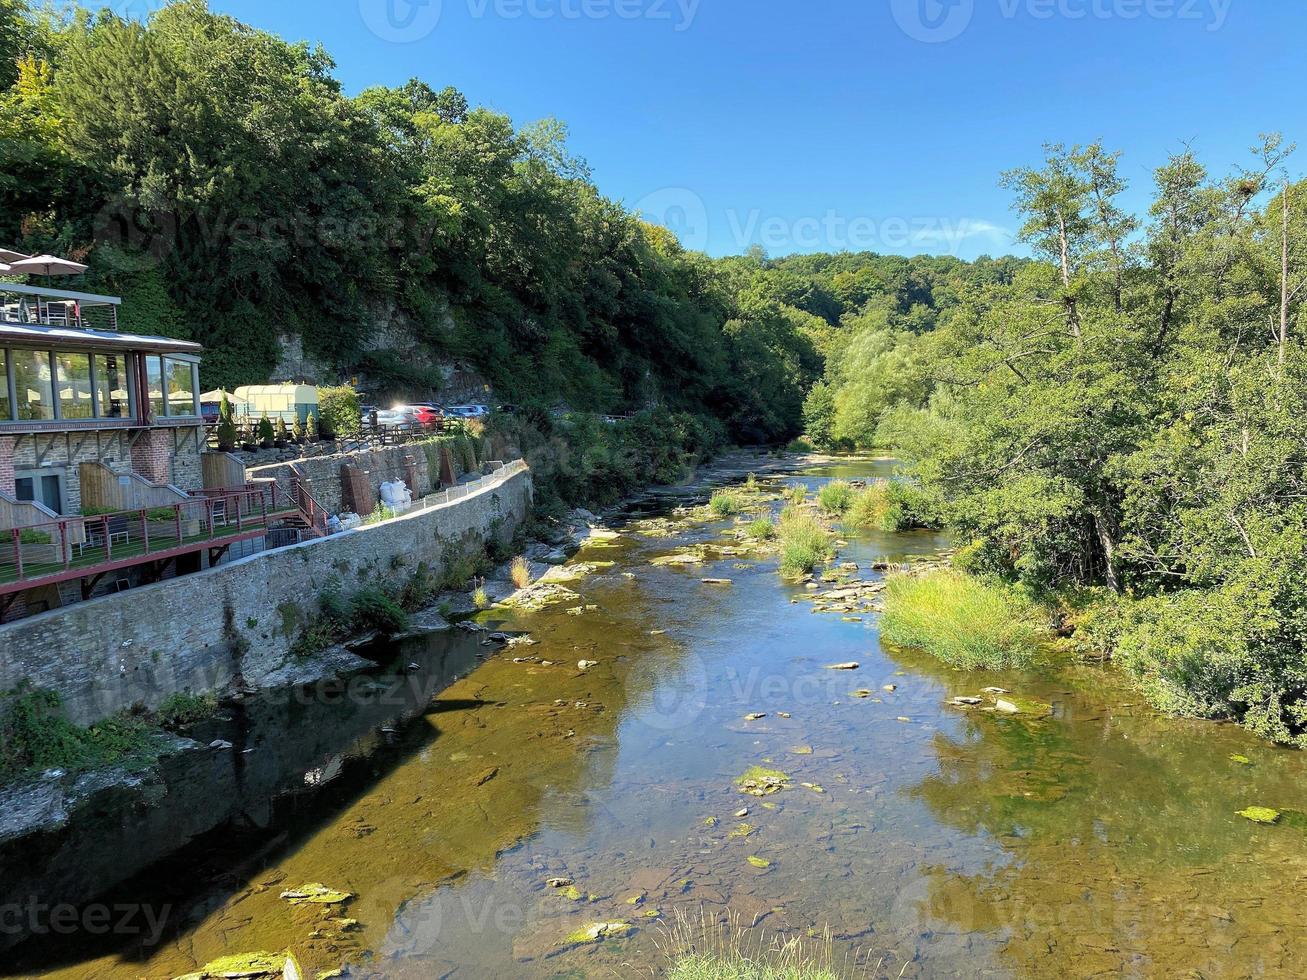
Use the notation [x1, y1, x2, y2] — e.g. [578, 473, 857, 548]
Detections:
[0, 304, 205, 517]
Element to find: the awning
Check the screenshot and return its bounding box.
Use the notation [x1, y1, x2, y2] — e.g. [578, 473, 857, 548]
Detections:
[0, 321, 203, 355]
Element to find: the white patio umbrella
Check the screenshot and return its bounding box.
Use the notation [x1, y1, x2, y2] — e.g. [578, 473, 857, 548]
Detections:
[0, 248, 32, 264]
[6, 255, 89, 325]
[7, 254, 88, 277]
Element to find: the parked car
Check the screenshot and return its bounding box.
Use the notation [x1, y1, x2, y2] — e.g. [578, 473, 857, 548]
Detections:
[376, 406, 418, 427]
[409, 403, 446, 427]
[446, 404, 489, 420]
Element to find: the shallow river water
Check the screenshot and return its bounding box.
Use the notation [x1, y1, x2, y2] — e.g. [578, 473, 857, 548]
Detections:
[10, 458, 1307, 979]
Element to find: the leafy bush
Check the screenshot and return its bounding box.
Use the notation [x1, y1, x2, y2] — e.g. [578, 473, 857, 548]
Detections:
[317, 385, 360, 439]
[777, 513, 833, 576]
[1114, 565, 1307, 746]
[746, 518, 777, 541]
[256, 415, 275, 447]
[816, 480, 854, 514]
[155, 692, 218, 730]
[0, 685, 157, 784]
[17, 529, 51, 544]
[349, 586, 410, 634]
[786, 484, 808, 506]
[881, 571, 1041, 669]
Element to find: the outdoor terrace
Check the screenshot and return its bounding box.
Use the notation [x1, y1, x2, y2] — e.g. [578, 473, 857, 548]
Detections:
[0, 482, 316, 610]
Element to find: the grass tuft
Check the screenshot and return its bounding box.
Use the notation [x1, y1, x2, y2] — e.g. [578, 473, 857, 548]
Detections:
[816, 481, 854, 514]
[844, 480, 908, 532]
[510, 556, 532, 590]
[657, 908, 853, 980]
[746, 518, 777, 541]
[711, 489, 747, 518]
[777, 512, 833, 577]
[880, 570, 1041, 669]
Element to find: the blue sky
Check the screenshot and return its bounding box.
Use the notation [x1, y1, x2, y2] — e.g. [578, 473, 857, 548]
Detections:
[87, 0, 1307, 259]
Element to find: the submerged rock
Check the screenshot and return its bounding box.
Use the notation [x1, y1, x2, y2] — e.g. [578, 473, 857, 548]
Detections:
[825, 662, 860, 671]
[735, 766, 790, 796]
[994, 696, 1053, 719]
[173, 951, 302, 980]
[561, 922, 633, 946]
[746, 855, 772, 869]
[279, 883, 352, 906]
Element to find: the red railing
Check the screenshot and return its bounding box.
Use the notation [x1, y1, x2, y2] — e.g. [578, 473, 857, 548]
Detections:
[0, 484, 298, 595]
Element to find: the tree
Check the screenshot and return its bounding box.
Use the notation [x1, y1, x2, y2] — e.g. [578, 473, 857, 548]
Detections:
[257, 415, 274, 447]
[216, 393, 237, 452]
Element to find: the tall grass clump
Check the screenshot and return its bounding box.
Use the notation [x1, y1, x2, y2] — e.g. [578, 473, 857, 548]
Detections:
[816, 480, 854, 514]
[845, 480, 908, 532]
[710, 489, 747, 518]
[786, 483, 808, 507]
[746, 518, 777, 541]
[777, 513, 833, 577]
[658, 909, 849, 980]
[880, 570, 1041, 669]
[510, 556, 532, 589]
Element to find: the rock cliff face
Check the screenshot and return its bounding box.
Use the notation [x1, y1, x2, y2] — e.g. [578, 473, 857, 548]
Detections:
[268, 296, 491, 403]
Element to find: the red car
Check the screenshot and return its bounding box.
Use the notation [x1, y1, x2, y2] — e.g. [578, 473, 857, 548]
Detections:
[410, 404, 445, 428]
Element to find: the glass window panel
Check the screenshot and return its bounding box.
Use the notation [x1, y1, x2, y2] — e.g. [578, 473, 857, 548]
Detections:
[94, 353, 130, 419]
[146, 355, 165, 419]
[0, 351, 9, 420]
[165, 358, 196, 417]
[55, 352, 94, 420]
[12, 349, 53, 421]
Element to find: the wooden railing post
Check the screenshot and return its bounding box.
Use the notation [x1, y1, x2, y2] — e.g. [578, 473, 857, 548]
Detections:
[141, 508, 149, 553]
[59, 521, 69, 570]
[12, 527, 22, 580]
[175, 504, 183, 546]
[103, 516, 112, 563]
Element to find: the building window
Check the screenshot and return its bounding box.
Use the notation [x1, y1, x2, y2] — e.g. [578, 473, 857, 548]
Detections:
[94, 352, 130, 419]
[164, 357, 198, 417]
[11, 349, 53, 421]
[14, 469, 64, 515]
[0, 350, 9, 420]
[146, 354, 165, 419]
[55, 351, 95, 420]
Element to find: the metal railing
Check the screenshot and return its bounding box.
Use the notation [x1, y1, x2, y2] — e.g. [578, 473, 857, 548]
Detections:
[0, 484, 298, 594]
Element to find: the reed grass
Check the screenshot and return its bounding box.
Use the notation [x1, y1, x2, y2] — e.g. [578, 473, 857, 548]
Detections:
[880, 570, 1040, 669]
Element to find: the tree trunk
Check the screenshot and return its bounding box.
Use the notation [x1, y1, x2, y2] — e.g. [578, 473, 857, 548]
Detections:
[1057, 211, 1081, 337]
[1092, 511, 1121, 593]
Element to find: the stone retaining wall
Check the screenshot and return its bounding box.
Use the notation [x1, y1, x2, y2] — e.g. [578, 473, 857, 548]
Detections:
[0, 462, 532, 725]
[247, 441, 461, 517]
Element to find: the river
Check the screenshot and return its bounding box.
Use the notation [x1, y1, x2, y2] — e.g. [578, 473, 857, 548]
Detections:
[8, 457, 1307, 979]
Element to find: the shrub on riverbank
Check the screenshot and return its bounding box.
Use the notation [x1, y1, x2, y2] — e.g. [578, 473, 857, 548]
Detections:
[1110, 562, 1307, 747]
[0, 685, 160, 784]
[777, 513, 833, 577]
[746, 518, 777, 541]
[881, 571, 1041, 669]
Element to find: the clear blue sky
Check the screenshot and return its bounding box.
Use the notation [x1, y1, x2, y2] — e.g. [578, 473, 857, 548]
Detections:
[86, 0, 1306, 259]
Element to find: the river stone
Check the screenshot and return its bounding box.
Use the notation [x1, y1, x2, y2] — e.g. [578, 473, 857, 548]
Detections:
[994, 696, 1053, 718]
